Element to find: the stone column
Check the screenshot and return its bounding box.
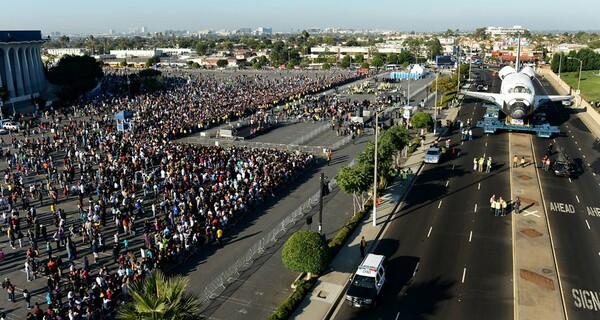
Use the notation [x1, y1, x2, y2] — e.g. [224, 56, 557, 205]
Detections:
[13, 46, 25, 97]
[20, 45, 32, 95]
[34, 47, 45, 91]
[3, 46, 15, 98]
[26, 46, 38, 93]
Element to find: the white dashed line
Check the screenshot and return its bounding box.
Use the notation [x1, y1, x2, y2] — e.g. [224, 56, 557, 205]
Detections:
[474, 204, 478, 212]
[583, 155, 586, 159]
[569, 178, 572, 183]
[469, 231, 473, 242]
[413, 262, 420, 277]
[578, 147, 582, 151]
[396, 312, 400, 320]
[452, 165, 455, 170]
[572, 136, 575, 138]
[445, 180, 449, 187]
[462, 268, 467, 283]
[438, 201, 443, 209]
[461, 141, 464, 145]
[575, 141, 578, 144]
[593, 172, 596, 176]
[586, 220, 591, 230]
[553, 139, 556, 143]
[478, 183, 481, 190]
[427, 227, 433, 237]
[576, 195, 580, 203]
[485, 142, 488, 147]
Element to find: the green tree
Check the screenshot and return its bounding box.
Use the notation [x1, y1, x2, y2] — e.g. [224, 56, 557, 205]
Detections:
[46, 55, 104, 100]
[371, 54, 385, 68]
[216, 59, 228, 68]
[411, 112, 433, 130]
[336, 164, 373, 214]
[340, 55, 351, 68]
[360, 62, 370, 69]
[322, 63, 331, 70]
[191, 62, 201, 69]
[145, 55, 161, 68]
[282, 230, 328, 278]
[354, 54, 364, 64]
[117, 270, 200, 320]
[425, 38, 443, 61]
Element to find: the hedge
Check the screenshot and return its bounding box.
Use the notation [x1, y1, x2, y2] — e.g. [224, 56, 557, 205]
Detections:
[269, 208, 369, 319]
[268, 279, 315, 320]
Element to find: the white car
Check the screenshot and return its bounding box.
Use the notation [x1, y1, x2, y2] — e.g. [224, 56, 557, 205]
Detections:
[2, 121, 20, 131]
[424, 147, 443, 164]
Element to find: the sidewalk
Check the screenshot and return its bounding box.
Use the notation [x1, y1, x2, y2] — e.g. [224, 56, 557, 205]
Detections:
[291, 129, 446, 320]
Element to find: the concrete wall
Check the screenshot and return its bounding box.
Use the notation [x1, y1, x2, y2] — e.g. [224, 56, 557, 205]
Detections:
[537, 67, 600, 139]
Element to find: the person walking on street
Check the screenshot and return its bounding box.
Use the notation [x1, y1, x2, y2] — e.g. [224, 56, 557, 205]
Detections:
[23, 288, 31, 309]
[473, 157, 478, 171]
[486, 157, 492, 173]
[216, 227, 223, 248]
[500, 197, 507, 216]
[514, 197, 521, 214]
[468, 129, 473, 141]
[494, 199, 502, 217]
[520, 156, 526, 168]
[478, 157, 484, 172]
[360, 236, 367, 258]
[490, 195, 497, 215]
[513, 155, 519, 168]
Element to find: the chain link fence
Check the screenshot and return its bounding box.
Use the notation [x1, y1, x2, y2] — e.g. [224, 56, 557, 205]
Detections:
[200, 178, 337, 304]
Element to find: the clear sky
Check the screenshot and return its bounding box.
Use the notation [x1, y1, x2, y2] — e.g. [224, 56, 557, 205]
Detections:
[4, 0, 599, 34]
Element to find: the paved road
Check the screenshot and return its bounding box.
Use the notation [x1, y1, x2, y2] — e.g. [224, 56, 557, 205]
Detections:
[532, 75, 600, 319]
[188, 77, 434, 319]
[334, 69, 514, 319]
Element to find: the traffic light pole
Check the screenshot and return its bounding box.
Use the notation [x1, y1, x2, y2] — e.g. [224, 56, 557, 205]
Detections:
[319, 172, 324, 235]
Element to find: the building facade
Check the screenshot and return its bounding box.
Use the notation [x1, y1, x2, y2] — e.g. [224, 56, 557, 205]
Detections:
[0, 31, 46, 102]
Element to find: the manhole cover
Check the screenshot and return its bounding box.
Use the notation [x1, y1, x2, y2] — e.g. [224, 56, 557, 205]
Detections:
[520, 228, 543, 238]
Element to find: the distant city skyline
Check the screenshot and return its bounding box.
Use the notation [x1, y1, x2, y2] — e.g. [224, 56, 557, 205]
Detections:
[5, 0, 600, 35]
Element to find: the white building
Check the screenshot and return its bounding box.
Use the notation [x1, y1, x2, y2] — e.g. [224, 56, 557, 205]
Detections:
[157, 48, 194, 56]
[485, 26, 527, 38]
[0, 30, 46, 103]
[110, 49, 162, 58]
[47, 48, 88, 56]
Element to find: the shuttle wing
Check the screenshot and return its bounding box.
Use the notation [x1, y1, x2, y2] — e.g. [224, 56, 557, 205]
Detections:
[534, 95, 573, 106]
[461, 91, 504, 106]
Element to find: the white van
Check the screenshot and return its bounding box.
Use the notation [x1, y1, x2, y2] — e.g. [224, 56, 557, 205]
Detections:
[345, 253, 387, 307]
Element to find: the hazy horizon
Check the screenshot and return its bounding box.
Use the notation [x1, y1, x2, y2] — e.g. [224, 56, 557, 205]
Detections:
[4, 0, 600, 35]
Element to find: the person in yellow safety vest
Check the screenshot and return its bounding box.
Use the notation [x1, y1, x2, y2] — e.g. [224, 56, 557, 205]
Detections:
[500, 197, 507, 216]
[478, 157, 485, 172]
[216, 228, 224, 248]
[494, 199, 502, 217]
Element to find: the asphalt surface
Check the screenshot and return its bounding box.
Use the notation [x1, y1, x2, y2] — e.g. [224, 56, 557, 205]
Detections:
[532, 75, 600, 319]
[334, 68, 514, 319]
[184, 74, 435, 319]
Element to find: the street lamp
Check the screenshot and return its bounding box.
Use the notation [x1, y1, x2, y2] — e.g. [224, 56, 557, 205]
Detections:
[558, 53, 563, 79]
[567, 57, 583, 108]
[434, 70, 439, 134]
[373, 108, 379, 227]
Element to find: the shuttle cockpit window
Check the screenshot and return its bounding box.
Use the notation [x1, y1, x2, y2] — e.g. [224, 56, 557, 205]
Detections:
[509, 86, 531, 94]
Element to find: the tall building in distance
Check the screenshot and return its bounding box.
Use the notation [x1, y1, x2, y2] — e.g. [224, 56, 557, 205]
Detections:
[255, 27, 272, 36]
[141, 26, 148, 34]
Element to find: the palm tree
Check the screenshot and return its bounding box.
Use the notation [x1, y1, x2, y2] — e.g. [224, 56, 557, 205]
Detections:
[117, 270, 201, 320]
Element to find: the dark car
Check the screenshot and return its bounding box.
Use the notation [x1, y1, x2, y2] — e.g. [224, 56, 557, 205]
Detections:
[552, 148, 576, 178]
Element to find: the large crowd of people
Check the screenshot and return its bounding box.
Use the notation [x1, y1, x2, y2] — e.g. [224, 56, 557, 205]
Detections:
[0, 69, 361, 319]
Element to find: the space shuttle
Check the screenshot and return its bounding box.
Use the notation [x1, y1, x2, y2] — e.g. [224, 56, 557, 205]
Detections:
[461, 36, 572, 120]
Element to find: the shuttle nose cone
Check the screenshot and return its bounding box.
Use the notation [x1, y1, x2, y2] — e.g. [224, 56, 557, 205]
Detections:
[511, 109, 525, 119]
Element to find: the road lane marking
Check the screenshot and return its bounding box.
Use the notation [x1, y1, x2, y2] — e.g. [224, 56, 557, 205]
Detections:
[575, 141, 578, 144]
[396, 313, 400, 320]
[427, 227, 433, 237]
[578, 147, 582, 151]
[461, 141, 464, 145]
[474, 204, 478, 212]
[593, 172, 597, 176]
[523, 210, 540, 217]
[445, 180, 449, 187]
[469, 231, 473, 242]
[462, 268, 467, 283]
[583, 155, 586, 159]
[569, 178, 572, 183]
[413, 262, 419, 276]
[576, 195, 580, 203]
[478, 183, 481, 190]
[586, 220, 591, 230]
[485, 142, 488, 147]
[438, 201, 443, 209]
[553, 139, 557, 143]
[452, 165, 455, 170]
[572, 135, 575, 138]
